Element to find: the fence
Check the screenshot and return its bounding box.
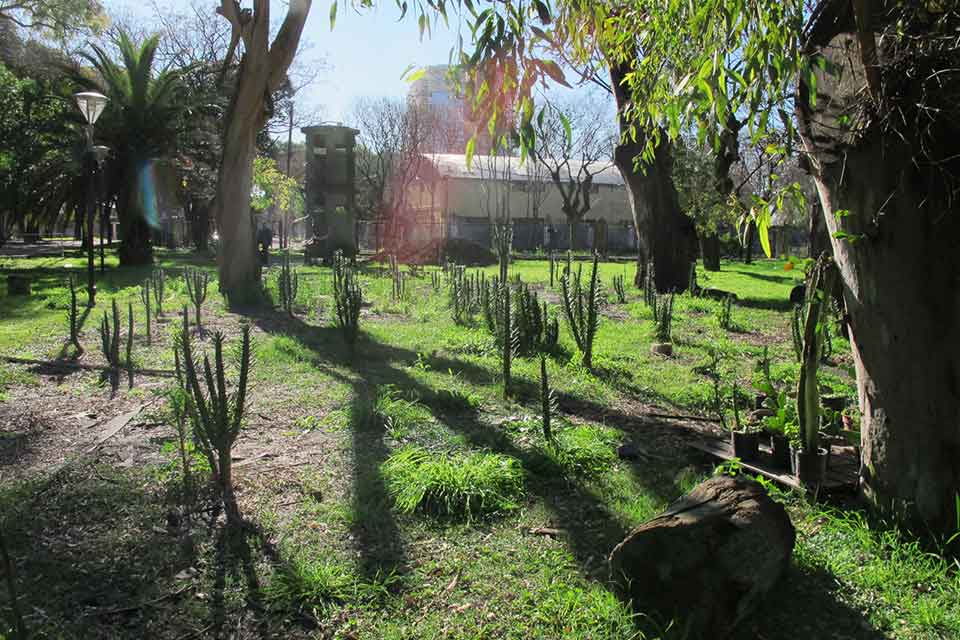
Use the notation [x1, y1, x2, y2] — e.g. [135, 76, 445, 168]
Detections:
[357, 215, 638, 255]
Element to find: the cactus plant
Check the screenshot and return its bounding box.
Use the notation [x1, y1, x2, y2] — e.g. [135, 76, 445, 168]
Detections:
[540, 355, 557, 442]
[492, 221, 512, 283]
[612, 274, 627, 304]
[643, 262, 656, 308]
[176, 308, 251, 525]
[277, 251, 299, 316]
[99, 299, 122, 388]
[67, 274, 83, 354]
[185, 269, 210, 331]
[333, 261, 363, 347]
[797, 256, 839, 458]
[139, 279, 152, 345]
[501, 282, 515, 398]
[717, 295, 733, 330]
[560, 254, 601, 369]
[653, 293, 675, 344]
[126, 302, 134, 389]
[431, 271, 442, 292]
[549, 252, 557, 288]
[150, 268, 166, 317]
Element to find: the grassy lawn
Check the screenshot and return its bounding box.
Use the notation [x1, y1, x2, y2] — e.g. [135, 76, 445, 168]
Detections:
[0, 248, 956, 639]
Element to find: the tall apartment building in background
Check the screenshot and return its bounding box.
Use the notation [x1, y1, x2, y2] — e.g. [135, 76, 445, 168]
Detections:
[407, 64, 514, 154]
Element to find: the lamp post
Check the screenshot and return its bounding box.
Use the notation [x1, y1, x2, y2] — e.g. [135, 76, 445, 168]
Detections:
[74, 92, 108, 307]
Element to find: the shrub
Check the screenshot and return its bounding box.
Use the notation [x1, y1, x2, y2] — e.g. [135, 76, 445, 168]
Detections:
[332, 251, 362, 347]
[277, 251, 299, 316]
[717, 295, 733, 330]
[382, 446, 524, 519]
[542, 425, 617, 479]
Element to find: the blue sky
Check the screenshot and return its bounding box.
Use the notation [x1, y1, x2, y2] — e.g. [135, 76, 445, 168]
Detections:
[103, 1, 464, 128]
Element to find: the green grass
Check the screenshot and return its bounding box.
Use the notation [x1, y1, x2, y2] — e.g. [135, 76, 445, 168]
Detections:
[0, 249, 950, 639]
[382, 446, 526, 519]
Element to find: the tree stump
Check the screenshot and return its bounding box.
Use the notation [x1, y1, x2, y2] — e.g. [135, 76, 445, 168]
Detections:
[7, 275, 31, 296]
[608, 475, 795, 639]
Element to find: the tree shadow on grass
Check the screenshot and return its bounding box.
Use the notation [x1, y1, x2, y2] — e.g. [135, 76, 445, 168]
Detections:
[733, 563, 886, 640]
[242, 307, 890, 639]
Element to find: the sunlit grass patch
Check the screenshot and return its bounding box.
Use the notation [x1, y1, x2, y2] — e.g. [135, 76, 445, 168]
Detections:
[265, 552, 401, 614]
[382, 446, 524, 519]
[541, 424, 619, 480]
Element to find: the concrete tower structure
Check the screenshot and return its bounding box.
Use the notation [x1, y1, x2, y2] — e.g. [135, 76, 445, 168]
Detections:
[301, 124, 360, 259]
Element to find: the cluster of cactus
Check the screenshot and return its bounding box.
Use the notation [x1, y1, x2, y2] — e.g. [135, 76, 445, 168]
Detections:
[642, 261, 656, 307]
[653, 293, 675, 344]
[688, 262, 699, 296]
[492, 221, 513, 283]
[333, 251, 363, 346]
[449, 266, 485, 324]
[409, 263, 423, 279]
[139, 279, 152, 345]
[540, 355, 557, 442]
[99, 299, 134, 390]
[612, 274, 627, 304]
[549, 252, 557, 287]
[717, 295, 733, 330]
[515, 282, 559, 355]
[185, 269, 210, 330]
[67, 274, 83, 353]
[150, 268, 166, 316]
[560, 254, 601, 369]
[387, 254, 406, 301]
[277, 251, 299, 317]
[175, 308, 251, 525]
[431, 271, 442, 292]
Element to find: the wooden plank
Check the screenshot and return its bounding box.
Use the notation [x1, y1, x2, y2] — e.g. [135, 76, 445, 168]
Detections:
[85, 407, 143, 454]
[689, 437, 857, 493]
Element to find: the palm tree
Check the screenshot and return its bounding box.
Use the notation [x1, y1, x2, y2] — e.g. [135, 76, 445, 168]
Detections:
[72, 30, 187, 265]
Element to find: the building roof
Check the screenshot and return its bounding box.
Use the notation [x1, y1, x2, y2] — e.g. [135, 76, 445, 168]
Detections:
[423, 153, 624, 186]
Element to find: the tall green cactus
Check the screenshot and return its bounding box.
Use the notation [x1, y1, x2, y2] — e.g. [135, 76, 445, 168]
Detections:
[100, 299, 121, 388]
[612, 274, 627, 304]
[185, 269, 210, 330]
[492, 221, 513, 283]
[150, 268, 166, 317]
[560, 254, 601, 369]
[67, 274, 83, 354]
[126, 302, 134, 389]
[276, 250, 299, 316]
[176, 308, 251, 525]
[333, 261, 362, 347]
[139, 279, 152, 345]
[653, 293, 675, 344]
[797, 255, 838, 453]
[501, 282, 514, 398]
[540, 355, 557, 442]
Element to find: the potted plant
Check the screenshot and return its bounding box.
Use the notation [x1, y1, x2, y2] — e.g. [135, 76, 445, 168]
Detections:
[793, 256, 837, 486]
[761, 391, 795, 470]
[650, 293, 675, 356]
[729, 381, 761, 462]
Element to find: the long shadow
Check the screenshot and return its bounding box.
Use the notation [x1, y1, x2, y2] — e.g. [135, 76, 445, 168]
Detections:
[734, 270, 800, 286]
[241, 307, 891, 638]
[736, 296, 795, 313]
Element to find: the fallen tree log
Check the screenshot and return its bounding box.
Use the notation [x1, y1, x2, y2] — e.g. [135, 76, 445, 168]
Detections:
[608, 475, 795, 639]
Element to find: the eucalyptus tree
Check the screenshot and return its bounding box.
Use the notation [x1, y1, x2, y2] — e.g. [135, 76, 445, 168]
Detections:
[0, 0, 106, 39]
[212, 0, 312, 303]
[72, 30, 190, 265]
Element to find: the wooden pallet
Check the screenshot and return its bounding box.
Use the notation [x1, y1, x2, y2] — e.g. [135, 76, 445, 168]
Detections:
[689, 436, 859, 494]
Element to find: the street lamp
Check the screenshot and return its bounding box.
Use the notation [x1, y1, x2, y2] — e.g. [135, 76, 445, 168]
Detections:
[74, 91, 108, 306]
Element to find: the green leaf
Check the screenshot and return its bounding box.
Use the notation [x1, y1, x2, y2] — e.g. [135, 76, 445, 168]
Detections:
[755, 206, 772, 258]
[465, 136, 476, 170]
[402, 67, 426, 83]
[540, 59, 570, 88]
[329, 1, 337, 30]
[560, 112, 572, 144]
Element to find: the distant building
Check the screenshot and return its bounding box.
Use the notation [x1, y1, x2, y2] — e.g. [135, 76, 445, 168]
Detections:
[389, 153, 637, 253]
[407, 65, 514, 155]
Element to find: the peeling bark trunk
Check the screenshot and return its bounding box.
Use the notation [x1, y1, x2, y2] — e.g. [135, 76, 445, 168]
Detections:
[800, 10, 960, 529]
[214, 0, 311, 301]
[610, 61, 697, 292]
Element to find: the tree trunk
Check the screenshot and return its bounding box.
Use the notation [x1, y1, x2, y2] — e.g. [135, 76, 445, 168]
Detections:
[214, 0, 311, 302]
[610, 60, 697, 293]
[743, 221, 755, 264]
[701, 233, 721, 271]
[188, 198, 211, 251]
[799, 9, 960, 530]
[116, 164, 154, 266]
[808, 199, 830, 259]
